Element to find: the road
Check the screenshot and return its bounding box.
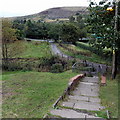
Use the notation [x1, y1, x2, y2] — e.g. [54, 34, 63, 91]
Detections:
[50, 43, 70, 58]
[25, 38, 54, 43]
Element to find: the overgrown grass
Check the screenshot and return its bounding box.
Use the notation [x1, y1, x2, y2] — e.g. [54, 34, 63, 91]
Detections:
[57, 43, 110, 64]
[2, 70, 78, 118]
[99, 74, 119, 118]
[8, 41, 52, 58]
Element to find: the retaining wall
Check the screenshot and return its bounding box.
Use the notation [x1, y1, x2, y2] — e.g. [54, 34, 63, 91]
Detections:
[53, 74, 85, 108]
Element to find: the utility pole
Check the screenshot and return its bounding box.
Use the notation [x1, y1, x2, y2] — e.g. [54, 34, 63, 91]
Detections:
[111, 0, 119, 79]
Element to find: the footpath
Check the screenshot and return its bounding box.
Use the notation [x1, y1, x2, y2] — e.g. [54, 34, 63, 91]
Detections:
[50, 76, 106, 119]
[49, 43, 108, 119]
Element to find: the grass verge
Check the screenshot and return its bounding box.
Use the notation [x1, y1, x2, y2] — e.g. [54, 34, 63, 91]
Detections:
[57, 42, 111, 65]
[99, 74, 119, 118]
[2, 70, 78, 118]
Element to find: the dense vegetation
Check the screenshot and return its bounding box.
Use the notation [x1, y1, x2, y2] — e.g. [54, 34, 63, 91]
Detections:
[12, 14, 87, 44]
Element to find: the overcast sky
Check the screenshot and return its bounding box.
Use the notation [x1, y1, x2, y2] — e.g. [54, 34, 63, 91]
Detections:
[0, 0, 101, 17]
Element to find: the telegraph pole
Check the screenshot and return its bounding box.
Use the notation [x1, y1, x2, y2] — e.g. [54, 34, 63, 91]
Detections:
[111, 0, 119, 79]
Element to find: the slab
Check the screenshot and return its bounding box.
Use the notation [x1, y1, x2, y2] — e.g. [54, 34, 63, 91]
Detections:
[80, 90, 99, 97]
[68, 99, 101, 106]
[73, 82, 99, 97]
[89, 97, 101, 103]
[62, 102, 74, 108]
[69, 95, 89, 101]
[74, 102, 105, 111]
[81, 77, 99, 83]
[50, 109, 101, 118]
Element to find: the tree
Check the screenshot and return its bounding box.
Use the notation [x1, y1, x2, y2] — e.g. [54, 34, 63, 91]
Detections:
[76, 15, 83, 23]
[69, 16, 75, 22]
[48, 23, 62, 42]
[78, 28, 87, 40]
[60, 23, 79, 44]
[87, 0, 120, 79]
[2, 19, 17, 59]
[12, 19, 26, 39]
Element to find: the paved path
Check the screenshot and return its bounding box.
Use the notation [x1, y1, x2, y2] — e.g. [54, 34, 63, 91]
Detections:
[50, 43, 70, 58]
[50, 76, 105, 119]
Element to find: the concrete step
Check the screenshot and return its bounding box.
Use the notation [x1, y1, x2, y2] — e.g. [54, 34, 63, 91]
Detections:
[62, 99, 105, 111]
[50, 108, 105, 119]
[81, 77, 99, 83]
[69, 95, 101, 103]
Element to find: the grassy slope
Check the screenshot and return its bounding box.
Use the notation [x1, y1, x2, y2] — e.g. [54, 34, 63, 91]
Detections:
[2, 70, 78, 118]
[57, 42, 110, 64]
[99, 74, 119, 118]
[8, 41, 52, 58]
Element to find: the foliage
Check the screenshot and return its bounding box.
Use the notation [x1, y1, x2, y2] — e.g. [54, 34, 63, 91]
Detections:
[69, 14, 87, 40]
[87, 1, 120, 79]
[60, 23, 79, 44]
[69, 16, 75, 22]
[13, 19, 62, 41]
[47, 23, 62, 42]
[50, 63, 64, 73]
[2, 19, 18, 59]
[12, 19, 26, 39]
[13, 17, 88, 43]
[87, 1, 120, 59]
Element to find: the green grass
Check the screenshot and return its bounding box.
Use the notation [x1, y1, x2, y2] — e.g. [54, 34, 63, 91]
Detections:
[2, 70, 78, 118]
[99, 74, 119, 118]
[8, 41, 52, 58]
[57, 43, 109, 64]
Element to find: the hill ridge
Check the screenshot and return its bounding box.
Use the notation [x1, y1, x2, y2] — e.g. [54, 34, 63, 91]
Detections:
[9, 6, 89, 21]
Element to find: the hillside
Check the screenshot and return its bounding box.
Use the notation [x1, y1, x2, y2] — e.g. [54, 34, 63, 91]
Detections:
[9, 6, 89, 21]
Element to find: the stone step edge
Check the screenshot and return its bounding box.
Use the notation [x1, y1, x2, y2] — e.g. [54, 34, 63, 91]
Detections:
[49, 108, 100, 118]
[58, 104, 103, 114]
[53, 74, 85, 108]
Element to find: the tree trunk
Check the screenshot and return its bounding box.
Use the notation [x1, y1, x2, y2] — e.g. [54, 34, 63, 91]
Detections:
[111, 50, 117, 79]
[111, 1, 118, 79]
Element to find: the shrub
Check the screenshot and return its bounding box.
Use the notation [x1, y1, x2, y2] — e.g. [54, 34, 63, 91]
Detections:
[50, 63, 64, 73]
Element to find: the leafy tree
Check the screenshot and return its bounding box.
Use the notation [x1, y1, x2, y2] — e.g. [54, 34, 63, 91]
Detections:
[87, 0, 120, 79]
[48, 23, 62, 42]
[2, 19, 17, 59]
[69, 16, 75, 22]
[60, 23, 79, 44]
[76, 15, 83, 23]
[78, 28, 87, 40]
[24, 20, 49, 39]
[12, 19, 26, 39]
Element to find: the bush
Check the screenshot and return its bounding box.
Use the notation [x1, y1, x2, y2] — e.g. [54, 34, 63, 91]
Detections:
[50, 63, 64, 73]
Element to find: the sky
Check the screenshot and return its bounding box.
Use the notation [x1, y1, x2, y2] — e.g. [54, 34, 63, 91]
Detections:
[0, 0, 101, 17]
